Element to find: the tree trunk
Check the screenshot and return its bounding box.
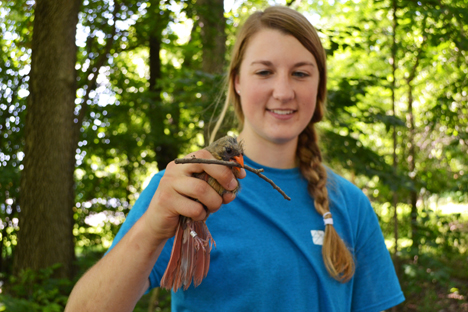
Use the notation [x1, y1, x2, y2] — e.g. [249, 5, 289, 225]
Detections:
[404, 15, 426, 251]
[197, 0, 226, 143]
[149, 30, 179, 170]
[14, 0, 81, 279]
[407, 83, 418, 248]
[150, 33, 166, 170]
[197, 0, 226, 75]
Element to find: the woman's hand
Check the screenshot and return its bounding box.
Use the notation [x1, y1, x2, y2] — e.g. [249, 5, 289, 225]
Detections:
[141, 149, 246, 243]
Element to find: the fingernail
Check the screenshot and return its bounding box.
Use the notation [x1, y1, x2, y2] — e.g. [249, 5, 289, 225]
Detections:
[228, 179, 238, 190]
[225, 192, 235, 202]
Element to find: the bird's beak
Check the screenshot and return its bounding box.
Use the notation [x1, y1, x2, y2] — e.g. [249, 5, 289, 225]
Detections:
[233, 155, 244, 168]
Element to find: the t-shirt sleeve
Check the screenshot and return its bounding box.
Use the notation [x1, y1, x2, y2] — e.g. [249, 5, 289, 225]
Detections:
[351, 194, 405, 312]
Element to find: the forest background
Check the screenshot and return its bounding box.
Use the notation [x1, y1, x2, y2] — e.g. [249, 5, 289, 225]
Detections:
[0, 0, 467, 311]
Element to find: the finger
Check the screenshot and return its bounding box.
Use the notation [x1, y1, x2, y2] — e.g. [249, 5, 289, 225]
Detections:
[164, 158, 228, 212]
[237, 168, 247, 179]
[178, 150, 243, 191]
[172, 175, 224, 214]
[222, 192, 237, 205]
[172, 194, 208, 222]
[194, 149, 240, 192]
[153, 180, 209, 222]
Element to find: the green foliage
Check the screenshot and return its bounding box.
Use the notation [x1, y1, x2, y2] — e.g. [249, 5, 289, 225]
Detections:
[134, 288, 172, 312]
[0, 0, 32, 275]
[1, 0, 467, 310]
[0, 264, 73, 312]
[71, 1, 234, 254]
[376, 201, 468, 311]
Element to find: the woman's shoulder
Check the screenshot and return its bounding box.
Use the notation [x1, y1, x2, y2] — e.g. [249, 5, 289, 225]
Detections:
[325, 167, 367, 199]
[128, 170, 166, 213]
[140, 169, 166, 194]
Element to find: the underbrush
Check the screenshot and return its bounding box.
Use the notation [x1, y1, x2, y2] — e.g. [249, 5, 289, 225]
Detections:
[399, 252, 468, 311]
[383, 208, 468, 312]
[0, 210, 466, 311]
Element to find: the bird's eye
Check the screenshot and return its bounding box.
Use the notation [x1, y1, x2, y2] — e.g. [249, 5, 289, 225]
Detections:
[225, 147, 233, 154]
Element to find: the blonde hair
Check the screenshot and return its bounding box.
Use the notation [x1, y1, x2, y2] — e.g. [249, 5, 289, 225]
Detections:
[211, 6, 354, 282]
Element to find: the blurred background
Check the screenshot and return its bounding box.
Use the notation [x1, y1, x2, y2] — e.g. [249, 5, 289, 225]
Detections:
[0, 0, 467, 311]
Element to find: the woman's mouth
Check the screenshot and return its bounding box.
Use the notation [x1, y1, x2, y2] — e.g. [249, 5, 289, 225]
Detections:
[267, 109, 295, 115]
[267, 109, 296, 120]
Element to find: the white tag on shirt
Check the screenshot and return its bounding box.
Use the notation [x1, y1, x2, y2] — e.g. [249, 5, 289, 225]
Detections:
[311, 230, 324, 245]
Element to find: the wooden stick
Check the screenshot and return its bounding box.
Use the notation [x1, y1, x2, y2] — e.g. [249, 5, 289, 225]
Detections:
[244, 167, 291, 201]
[174, 157, 291, 201]
[175, 158, 263, 174]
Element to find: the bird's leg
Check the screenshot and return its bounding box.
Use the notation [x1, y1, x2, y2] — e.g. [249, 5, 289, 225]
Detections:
[203, 224, 216, 250]
[187, 220, 216, 251]
[187, 221, 208, 252]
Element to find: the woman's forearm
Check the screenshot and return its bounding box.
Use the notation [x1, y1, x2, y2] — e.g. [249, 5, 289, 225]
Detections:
[65, 214, 167, 312]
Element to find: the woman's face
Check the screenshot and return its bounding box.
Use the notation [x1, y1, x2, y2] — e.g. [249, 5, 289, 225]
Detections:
[235, 28, 320, 146]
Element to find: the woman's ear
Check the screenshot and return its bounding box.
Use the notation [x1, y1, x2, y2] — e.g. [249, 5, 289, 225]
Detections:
[234, 74, 241, 95]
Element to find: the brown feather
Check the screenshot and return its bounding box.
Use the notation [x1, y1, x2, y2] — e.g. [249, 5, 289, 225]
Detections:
[160, 217, 185, 291]
[192, 221, 206, 287]
[160, 136, 243, 292]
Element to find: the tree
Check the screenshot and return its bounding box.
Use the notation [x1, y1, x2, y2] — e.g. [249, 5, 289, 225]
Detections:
[197, 0, 226, 74]
[0, 0, 31, 274]
[13, 0, 82, 279]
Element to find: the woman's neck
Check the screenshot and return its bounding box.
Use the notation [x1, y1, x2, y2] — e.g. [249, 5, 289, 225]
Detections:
[238, 132, 298, 169]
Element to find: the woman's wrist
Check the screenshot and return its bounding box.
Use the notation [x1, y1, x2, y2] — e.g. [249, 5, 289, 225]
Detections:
[128, 213, 170, 257]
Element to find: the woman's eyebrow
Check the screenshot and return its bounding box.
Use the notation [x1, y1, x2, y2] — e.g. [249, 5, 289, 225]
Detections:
[293, 61, 316, 68]
[250, 60, 316, 68]
[250, 60, 273, 66]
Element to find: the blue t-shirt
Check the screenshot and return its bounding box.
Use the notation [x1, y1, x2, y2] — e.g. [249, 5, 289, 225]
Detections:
[109, 156, 404, 311]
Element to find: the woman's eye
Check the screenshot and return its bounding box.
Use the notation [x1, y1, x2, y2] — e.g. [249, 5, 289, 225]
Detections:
[255, 70, 271, 76]
[293, 72, 309, 78]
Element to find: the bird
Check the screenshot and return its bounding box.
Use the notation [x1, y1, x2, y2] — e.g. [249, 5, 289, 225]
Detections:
[160, 136, 244, 292]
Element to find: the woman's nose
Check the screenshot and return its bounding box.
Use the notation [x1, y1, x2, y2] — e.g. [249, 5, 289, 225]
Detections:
[272, 75, 295, 102]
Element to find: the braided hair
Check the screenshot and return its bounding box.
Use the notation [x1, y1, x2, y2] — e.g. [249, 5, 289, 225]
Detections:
[211, 6, 355, 282]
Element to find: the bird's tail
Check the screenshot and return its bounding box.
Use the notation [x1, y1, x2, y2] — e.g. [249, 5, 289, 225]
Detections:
[160, 216, 215, 292]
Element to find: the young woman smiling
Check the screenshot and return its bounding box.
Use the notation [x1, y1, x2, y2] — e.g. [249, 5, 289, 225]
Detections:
[66, 6, 404, 312]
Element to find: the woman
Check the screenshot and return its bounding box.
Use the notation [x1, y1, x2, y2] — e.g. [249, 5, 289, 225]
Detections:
[66, 6, 404, 312]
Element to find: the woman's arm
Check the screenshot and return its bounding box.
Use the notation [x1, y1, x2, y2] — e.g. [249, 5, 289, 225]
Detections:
[65, 213, 166, 312]
[65, 149, 245, 312]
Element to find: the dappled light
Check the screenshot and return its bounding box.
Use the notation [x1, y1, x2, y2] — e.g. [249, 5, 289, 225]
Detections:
[0, 0, 467, 311]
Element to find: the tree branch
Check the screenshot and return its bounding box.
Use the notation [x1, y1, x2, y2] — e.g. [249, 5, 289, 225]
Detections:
[76, 1, 121, 130]
[406, 16, 427, 84]
[174, 158, 291, 201]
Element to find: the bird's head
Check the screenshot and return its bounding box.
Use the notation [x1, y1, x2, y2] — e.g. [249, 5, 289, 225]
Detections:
[207, 136, 244, 173]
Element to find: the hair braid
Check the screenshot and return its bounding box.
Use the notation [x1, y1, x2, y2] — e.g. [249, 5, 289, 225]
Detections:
[297, 123, 355, 282]
[209, 5, 355, 281]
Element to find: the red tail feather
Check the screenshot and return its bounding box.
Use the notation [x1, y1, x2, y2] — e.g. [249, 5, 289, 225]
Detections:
[160, 216, 215, 292]
[160, 135, 242, 292]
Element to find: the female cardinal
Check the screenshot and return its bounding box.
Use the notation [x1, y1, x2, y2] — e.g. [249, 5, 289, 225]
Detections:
[160, 136, 244, 292]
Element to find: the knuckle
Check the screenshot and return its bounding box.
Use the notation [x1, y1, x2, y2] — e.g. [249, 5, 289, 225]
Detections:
[191, 204, 206, 220]
[219, 169, 234, 186]
[214, 194, 223, 207]
[165, 160, 177, 170]
[164, 161, 180, 176]
[211, 198, 223, 212]
[154, 187, 172, 205]
[193, 179, 210, 195]
[222, 192, 235, 204]
[206, 195, 222, 212]
[196, 149, 213, 159]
